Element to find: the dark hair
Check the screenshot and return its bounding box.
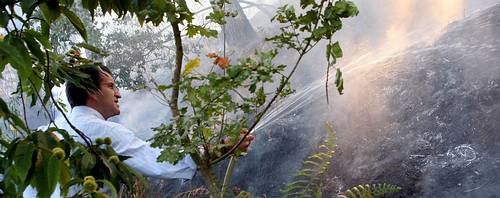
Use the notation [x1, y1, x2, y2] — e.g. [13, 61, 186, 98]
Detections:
[65, 65, 112, 108]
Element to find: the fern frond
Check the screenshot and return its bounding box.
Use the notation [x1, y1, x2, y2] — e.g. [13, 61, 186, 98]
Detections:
[339, 183, 401, 198]
[281, 123, 337, 198]
[175, 187, 210, 198]
[303, 160, 322, 167]
[371, 183, 401, 197]
[235, 190, 255, 198]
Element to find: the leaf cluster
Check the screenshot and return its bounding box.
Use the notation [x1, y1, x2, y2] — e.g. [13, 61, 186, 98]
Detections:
[0, 128, 146, 197]
[151, 50, 289, 164]
[266, 0, 358, 95]
[1, 1, 153, 196]
[0, 0, 361, 196]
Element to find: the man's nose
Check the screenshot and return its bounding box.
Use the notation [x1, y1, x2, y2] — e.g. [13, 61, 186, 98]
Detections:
[114, 89, 121, 98]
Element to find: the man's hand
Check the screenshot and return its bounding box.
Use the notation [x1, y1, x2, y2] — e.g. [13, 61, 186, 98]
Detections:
[237, 128, 255, 152]
[223, 128, 255, 153]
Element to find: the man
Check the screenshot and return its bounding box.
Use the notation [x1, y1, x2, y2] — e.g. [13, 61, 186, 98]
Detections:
[59, 65, 255, 179]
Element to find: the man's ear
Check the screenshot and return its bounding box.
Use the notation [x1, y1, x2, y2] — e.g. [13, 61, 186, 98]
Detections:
[87, 90, 98, 103]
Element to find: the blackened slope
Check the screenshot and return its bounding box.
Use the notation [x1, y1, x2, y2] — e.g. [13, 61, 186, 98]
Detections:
[328, 3, 500, 197]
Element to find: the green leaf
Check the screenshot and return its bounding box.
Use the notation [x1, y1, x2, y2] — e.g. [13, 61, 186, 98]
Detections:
[62, 7, 88, 42]
[202, 128, 212, 139]
[59, 161, 71, 186]
[227, 65, 241, 78]
[331, 41, 343, 58]
[119, 0, 131, 15]
[34, 155, 51, 198]
[206, 10, 226, 24]
[326, 41, 343, 64]
[39, 2, 61, 23]
[335, 68, 344, 95]
[76, 42, 108, 56]
[46, 155, 62, 195]
[41, 21, 50, 38]
[81, 151, 96, 170]
[249, 83, 256, 93]
[312, 27, 328, 40]
[299, 10, 318, 25]
[27, 29, 52, 50]
[157, 84, 171, 92]
[24, 33, 45, 63]
[334, 0, 359, 18]
[0, 97, 28, 131]
[14, 142, 35, 182]
[256, 86, 265, 106]
[82, 0, 99, 16]
[300, 0, 316, 8]
[0, 39, 32, 79]
[97, 179, 119, 198]
[186, 24, 218, 38]
[0, 56, 6, 73]
[99, 0, 111, 14]
[0, 11, 8, 27]
[100, 154, 118, 178]
[60, 0, 75, 6]
[21, 0, 38, 14]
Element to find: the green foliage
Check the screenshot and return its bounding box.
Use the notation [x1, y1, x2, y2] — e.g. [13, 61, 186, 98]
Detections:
[151, 50, 288, 164]
[267, 0, 358, 95]
[0, 128, 145, 197]
[0, 0, 359, 197]
[339, 183, 402, 198]
[281, 123, 336, 198]
[0, 1, 150, 196]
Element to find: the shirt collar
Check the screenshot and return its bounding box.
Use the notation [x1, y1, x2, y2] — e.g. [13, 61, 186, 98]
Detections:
[71, 106, 105, 120]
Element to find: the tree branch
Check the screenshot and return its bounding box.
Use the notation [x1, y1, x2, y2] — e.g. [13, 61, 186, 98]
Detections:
[169, 22, 183, 119]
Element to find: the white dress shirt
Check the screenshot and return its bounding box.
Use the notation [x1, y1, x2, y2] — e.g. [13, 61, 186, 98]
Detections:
[23, 106, 197, 197]
[54, 106, 197, 179]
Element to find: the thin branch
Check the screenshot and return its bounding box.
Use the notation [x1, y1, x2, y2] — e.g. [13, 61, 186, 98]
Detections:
[28, 78, 56, 127]
[18, 77, 30, 131]
[7, 5, 19, 32]
[149, 91, 170, 106]
[231, 89, 245, 100]
[150, 79, 170, 104]
[220, 156, 237, 197]
[325, 65, 331, 104]
[50, 93, 93, 148]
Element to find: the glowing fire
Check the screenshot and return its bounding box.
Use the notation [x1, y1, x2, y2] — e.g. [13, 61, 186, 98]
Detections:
[382, 0, 415, 53]
[381, 0, 465, 54]
[430, 0, 465, 27]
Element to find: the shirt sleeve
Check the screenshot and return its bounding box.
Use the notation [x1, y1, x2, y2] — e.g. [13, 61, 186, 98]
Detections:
[105, 124, 197, 179]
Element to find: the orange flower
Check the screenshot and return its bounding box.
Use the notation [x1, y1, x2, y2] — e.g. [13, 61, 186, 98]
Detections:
[206, 52, 218, 58]
[214, 56, 230, 69]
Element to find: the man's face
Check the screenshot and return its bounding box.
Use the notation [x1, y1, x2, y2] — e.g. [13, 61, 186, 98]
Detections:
[90, 72, 121, 119]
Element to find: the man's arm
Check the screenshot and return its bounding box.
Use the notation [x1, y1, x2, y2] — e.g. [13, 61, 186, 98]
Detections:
[108, 124, 197, 179]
